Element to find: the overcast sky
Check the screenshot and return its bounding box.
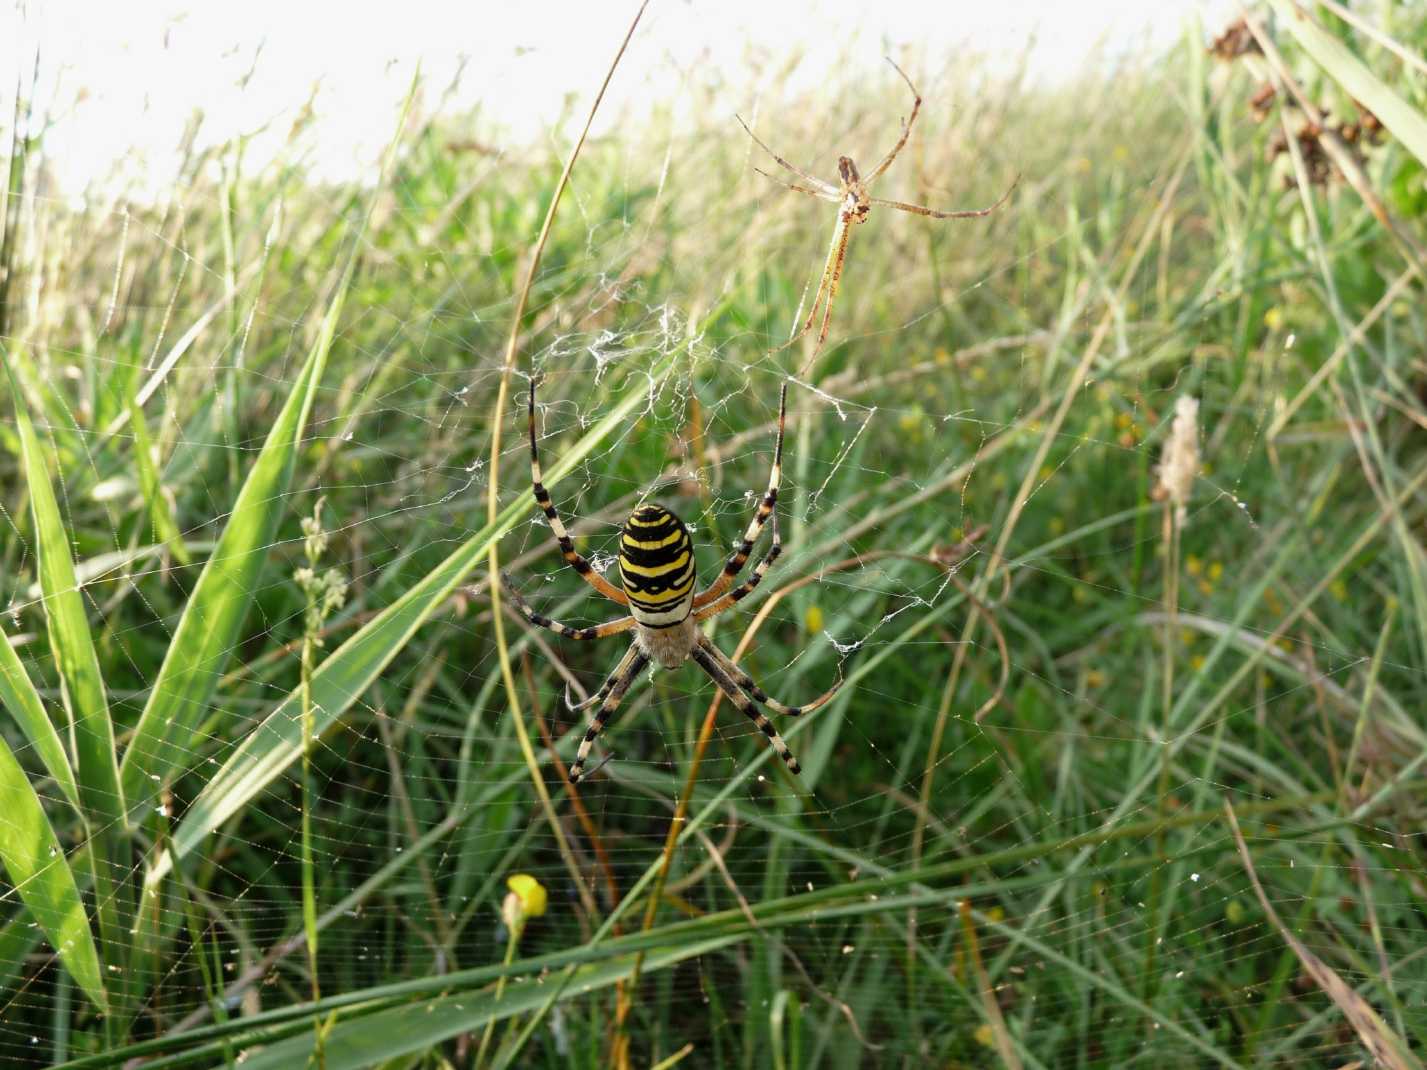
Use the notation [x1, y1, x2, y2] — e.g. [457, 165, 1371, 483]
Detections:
[5, 0, 1233, 197]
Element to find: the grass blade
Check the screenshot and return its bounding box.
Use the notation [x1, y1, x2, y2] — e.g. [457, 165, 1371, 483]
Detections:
[150, 360, 673, 882]
[125, 393, 190, 567]
[1227, 802, 1424, 1070]
[6, 355, 124, 830]
[1270, 0, 1427, 168]
[0, 619, 81, 811]
[117, 292, 336, 812]
[235, 937, 737, 1070]
[0, 726, 107, 1011]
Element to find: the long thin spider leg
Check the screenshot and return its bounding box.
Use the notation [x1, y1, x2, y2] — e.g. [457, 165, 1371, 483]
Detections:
[696, 635, 844, 718]
[527, 376, 629, 606]
[694, 514, 782, 622]
[569, 648, 650, 784]
[752, 165, 841, 202]
[806, 212, 854, 349]
[500, 571, 636, 641]
[693, 386, 786, 609]
[566, 642, 643, 715]
[774, 212, 851, 354]
[736, 115, 839, 194]
[868, 174, 1019, 220]
[865, 57, 923, 183]
[690, 645, 801, 776]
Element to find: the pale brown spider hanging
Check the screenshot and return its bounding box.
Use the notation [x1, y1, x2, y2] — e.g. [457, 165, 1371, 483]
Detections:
[738, 59, 1018, 353]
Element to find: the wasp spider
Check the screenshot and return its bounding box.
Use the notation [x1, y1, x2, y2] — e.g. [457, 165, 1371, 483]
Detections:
[502, 378, 843, 783]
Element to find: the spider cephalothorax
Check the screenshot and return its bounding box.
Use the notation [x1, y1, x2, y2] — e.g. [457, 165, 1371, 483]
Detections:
[836, 157, 871, 224]
[502, 377, 843, 783]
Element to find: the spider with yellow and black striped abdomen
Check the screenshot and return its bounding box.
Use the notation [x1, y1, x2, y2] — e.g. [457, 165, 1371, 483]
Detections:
[501, 377, 844, 784]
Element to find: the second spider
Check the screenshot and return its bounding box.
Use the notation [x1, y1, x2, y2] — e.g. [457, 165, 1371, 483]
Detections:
[502, 378, 843, 783]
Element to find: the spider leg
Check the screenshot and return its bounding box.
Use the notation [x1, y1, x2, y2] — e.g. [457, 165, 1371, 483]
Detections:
[569, 647, 651, 784]
[696, 635, 845, 718]
[527, 376, 629, 606]
[500, 571, 636, 641]
[736, 115, 840, 195]
[752, 165, 841, 202]
[690, 644, 801, 776]
[802, 212, 854, 350]
[566, 641, 643, 715]
[864, 58, 923, 183]
[868, 174, 1018, 220]
[693, 389, 785, 609]
[694, 514, 781, 622]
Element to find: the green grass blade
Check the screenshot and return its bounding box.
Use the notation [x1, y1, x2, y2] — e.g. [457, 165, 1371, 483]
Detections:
[119, 80, 420, 819]
[1270, 0, 1427, 168]
[150, 360, 673, 882]
[6, 355, 124, 830]
[125, 393, 190, 567]
[0, 731, 107, 1012]
[0, 619, 81, 811]
[117, 296, 336, 813]
[235, 936, 738, 1070]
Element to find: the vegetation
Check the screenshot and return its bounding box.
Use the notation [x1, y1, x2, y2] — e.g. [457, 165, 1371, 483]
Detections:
[2, 5, 1426, 1067]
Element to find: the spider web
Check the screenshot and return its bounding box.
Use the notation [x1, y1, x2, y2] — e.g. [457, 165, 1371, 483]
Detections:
[1, 14, 1425, 1069]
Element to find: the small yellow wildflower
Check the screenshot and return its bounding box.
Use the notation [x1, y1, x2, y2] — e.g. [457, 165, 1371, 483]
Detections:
[501, 873, 548, 937]
[1185, 554, 1203, 577]
[1264, 307, 1283, 330]
[975, 1024, 996, 1049]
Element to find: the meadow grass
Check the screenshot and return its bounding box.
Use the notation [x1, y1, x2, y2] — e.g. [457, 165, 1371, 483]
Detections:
[2, 7, 1427, 1068]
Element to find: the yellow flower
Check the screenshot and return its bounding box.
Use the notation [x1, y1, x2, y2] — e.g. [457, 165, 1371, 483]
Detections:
[804, 605, 824, 634]
[502, 873, 548, 936]
[507, 874, 547, 918]
[975, 1024, 996, 1049]
[1264, 307, 1283, 330]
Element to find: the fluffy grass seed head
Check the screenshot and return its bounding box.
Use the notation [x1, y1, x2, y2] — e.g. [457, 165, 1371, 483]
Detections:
[1155, 395, 1200, 523]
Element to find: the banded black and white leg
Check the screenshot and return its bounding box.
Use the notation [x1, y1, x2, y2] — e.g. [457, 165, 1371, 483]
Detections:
[499, 571, 635, 642]
[694, 514, 782, 623]
[694, 384, 787, 610]
[569, 646, 650, 784]
[696, 635, 844, 718]
[527, 376, 630, 606]
[565, 642, 644, 718]
[690, 643, 802, 776]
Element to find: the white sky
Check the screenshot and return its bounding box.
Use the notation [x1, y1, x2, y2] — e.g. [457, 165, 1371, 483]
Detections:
[4, 0, 1233, 198]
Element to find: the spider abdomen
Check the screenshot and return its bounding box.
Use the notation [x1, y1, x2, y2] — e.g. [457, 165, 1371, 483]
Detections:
[619, 504, 696, 630]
